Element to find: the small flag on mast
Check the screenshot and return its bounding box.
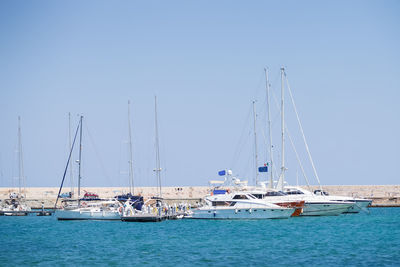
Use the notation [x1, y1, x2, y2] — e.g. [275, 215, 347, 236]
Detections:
[258, 166, 268, 172]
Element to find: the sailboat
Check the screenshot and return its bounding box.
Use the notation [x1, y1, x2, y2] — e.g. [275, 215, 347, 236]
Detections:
[0, 117, 31, 216]
[114, 101, 144, 211]
[55, 116, 122, 220]
[237, 98, 305, 217]
[273, 68, 356, 216]
[121, 96, 173, 222]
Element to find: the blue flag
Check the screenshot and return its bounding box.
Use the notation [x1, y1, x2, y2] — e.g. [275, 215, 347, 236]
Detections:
[258, 166, 268, 172]
[218, 170, 226, 176]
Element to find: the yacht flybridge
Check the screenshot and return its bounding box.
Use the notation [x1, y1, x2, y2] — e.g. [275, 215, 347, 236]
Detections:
[191, 189, 294, 219]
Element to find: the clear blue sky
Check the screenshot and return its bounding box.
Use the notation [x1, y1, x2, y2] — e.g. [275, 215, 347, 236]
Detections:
[0, 1, 399, 188]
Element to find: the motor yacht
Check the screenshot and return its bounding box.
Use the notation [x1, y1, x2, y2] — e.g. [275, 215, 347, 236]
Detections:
[283, 186, 355, 216]
[313, 189, 372, 213]
[191, 190, 294, 219]
[243, 187, 305, 216]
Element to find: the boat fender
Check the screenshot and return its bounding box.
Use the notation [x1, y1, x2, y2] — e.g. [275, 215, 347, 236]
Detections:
[235, 209, 238, 214]
[118, 206, 123, 214]
[249, 208, 252, 213]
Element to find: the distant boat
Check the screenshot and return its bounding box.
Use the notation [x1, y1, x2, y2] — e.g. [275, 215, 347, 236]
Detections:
[55, 116, 122, 220]
[282, 186, 355, 216]
[121, 96, 175, 222]
[115, 193, 144, 211]
[190, 189, 294, 219]
[121, 197, 167, 222]
[114, 101, 144, 211]
[263, 68, 357, 216]
[312, 189, 372, 213]
[241, 187, 305, 217]
[1, 117, 31, 216]
[81, 191, 101, 201]
[56, 199, 122, 220]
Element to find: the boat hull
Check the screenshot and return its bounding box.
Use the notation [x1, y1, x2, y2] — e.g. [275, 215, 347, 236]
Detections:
[121, 214, 166, 222]
[343, 199, 372, 213]
[55, 209, 121, 220]
[275, 201, 305, 217]
[190, 207, 293, 219]
[301, 202, 354, 216]
[2, 212, 28, 216]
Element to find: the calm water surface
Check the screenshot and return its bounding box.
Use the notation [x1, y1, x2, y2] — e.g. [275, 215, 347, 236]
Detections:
[1, 208, 399, 266]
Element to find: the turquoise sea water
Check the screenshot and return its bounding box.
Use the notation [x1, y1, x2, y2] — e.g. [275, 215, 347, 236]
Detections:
[1, 208, 399, 266]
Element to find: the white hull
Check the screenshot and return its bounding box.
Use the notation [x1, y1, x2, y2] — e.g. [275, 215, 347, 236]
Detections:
[191, 207, 293, 219]
[344, 200, 372, 213]
[55, 209, 121, 220]
[301, 202, 354, 216]
[319, 195, 372, 214]
[2, 212, 28, 216]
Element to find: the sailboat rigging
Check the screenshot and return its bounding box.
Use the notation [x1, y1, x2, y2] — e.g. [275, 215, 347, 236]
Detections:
[265, 68, 274, 189]
[54, 116, 81, 209]
[0, 117, 31, 215]
[55, 115, 123, 220]
[128, 100, 134, 195]
[154, 96, 162, 198]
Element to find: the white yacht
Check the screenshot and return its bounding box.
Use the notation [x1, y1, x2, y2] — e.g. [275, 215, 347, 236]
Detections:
[260, 69, 358, 216]
[191, 190, 294, 219]
[313, 189, 372, 213]
[283, 186, 355, 216]
[243, 187, 305, 217]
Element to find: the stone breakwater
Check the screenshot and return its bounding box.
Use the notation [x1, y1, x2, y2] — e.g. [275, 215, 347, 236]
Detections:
[1, 185, 399, 208]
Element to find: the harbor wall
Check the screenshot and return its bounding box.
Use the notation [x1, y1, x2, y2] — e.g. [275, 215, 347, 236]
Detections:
[1, 185, 399, 208]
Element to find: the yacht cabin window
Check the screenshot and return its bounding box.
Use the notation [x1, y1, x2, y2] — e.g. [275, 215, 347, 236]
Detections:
[265, 191, 286, 196]
[285, 190, 304, 195]
[233, 195, 249, 200]
[252, 192, 286, 198]
[212, 201, 230, 206]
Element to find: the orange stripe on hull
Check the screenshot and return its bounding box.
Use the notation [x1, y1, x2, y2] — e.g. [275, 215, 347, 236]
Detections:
[275, 201, 305, 217]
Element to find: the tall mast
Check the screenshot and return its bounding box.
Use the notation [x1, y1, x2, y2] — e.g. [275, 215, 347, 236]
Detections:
[265, 68, 274, 188]
[68, 113, 74, 196]
[277, 67, 286, 191]
[154, 96, 162, 198]
[77, 116, 83, 207]
[17, 116, 25, 198]
[252, 101, 259, 186]
[128, 100, 134, 195]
